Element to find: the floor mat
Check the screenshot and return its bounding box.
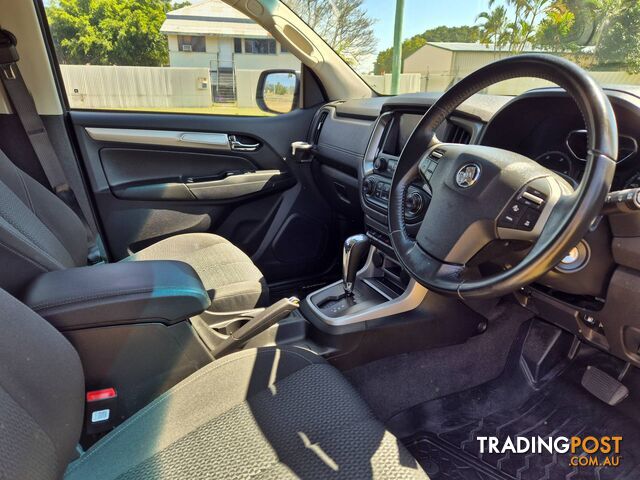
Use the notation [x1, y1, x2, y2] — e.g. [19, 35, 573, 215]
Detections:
[395, 322, 640, 480]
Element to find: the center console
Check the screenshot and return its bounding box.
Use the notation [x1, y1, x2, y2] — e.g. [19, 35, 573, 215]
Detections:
[303, 109, 481, 332]
[361, 111, 432, 250]
[303, 116, 436, 328]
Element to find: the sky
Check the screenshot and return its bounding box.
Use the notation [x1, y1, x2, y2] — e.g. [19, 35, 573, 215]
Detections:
[358, 0, 489, 72]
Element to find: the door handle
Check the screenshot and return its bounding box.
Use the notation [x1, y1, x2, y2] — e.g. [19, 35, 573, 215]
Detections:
[229, 135, 260, 152]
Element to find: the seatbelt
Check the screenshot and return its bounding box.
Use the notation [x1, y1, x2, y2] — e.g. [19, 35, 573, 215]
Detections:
[0, 29, 104, 263]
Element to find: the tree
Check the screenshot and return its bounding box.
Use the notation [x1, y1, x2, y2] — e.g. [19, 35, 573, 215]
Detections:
[596, 1, 640, 73]
[477, 4, 509, 51]
[373, 26, 480, 74]
[47, 0, 178, 66]
[282, 0, 376, 66]
[535, 0, 579, 52]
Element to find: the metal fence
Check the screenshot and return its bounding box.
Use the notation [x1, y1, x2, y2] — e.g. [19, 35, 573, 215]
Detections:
[60, 65, 640, 110]
[60, 65, 212, 109]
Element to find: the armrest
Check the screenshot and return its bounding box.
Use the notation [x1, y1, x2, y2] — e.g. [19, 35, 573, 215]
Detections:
[23, 261, 211, 331]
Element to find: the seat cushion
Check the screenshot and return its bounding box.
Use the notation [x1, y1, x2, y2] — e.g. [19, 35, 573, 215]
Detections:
[65, 347, 427, 480]
[126, 233, 268, 312]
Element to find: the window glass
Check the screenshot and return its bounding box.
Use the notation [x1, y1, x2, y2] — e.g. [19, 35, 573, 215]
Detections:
[178, 35, 206, 53]
[45, 0, 301, 116]
[244, 39, 277, 55]
[282, 0, 640, 96]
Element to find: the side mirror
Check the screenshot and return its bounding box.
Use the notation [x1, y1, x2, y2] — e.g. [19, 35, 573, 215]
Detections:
[256, 70, 300, 114]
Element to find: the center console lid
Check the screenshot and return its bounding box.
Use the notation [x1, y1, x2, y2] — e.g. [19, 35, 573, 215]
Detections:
[23, 261, 210, 331]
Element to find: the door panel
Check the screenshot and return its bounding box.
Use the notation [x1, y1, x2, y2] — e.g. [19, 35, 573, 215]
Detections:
[101, 149, 255, 188]
[99, 148, 293, 201]
[69, 107, 337, 284]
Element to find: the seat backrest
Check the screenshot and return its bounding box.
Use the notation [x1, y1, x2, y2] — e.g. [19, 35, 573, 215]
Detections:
[0, 287, 84, 480]
[0, 149, 87, 296]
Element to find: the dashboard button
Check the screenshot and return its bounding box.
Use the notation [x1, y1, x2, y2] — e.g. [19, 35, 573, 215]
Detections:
[362, 178, 374, 195]
[374, 157, 388, 172]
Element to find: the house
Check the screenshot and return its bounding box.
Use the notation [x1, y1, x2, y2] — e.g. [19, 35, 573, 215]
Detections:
[404, 42, 543, 77]
[404, 42, 593, 78]
[160, 0, 299, 102]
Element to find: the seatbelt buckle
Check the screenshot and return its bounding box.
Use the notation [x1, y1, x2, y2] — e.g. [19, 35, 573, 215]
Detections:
[85, 387, 118, 434]
[87, 244, 106, 265]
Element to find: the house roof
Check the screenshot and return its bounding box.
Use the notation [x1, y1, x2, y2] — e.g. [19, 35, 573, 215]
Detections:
[423, 42, 594, 54]
[160, 0, 270, 38]
[426, 42, 549, 53]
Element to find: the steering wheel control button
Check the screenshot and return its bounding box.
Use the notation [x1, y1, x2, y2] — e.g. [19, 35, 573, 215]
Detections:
[518, 187, 548, 210]
[419, 156, 439, 183]
[522, 191, 544, 206]
[508, 202, 524, 215]
[517, 209, 541, 231]
[430, 149, 445, 160]
[498, 200, 525, 227]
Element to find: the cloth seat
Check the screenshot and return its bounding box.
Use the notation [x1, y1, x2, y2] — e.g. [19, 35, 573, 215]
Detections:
[0, 150, 267, 312]
[65, 346, 426, 480]
[127, 233, 269, 312]
[0, 286, 427, 479]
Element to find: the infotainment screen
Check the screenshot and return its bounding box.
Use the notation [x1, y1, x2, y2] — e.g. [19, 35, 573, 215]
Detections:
[397, 114, 422, 152]
[381, 113, 423, 156]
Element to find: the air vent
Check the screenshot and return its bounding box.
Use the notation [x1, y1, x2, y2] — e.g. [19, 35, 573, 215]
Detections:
[313, 110, 329, 145]
[447, 123, 471, 144]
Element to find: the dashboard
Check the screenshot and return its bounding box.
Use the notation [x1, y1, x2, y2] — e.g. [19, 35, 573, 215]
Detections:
[480, 91, 640, 190]
[311, 86, 640, 367]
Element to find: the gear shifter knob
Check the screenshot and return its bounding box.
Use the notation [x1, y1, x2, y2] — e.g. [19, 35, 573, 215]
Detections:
[343, 234, 370, 295]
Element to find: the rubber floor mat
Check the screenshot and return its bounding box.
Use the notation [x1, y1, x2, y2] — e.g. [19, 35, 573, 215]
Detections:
[397, 325, 640, 479]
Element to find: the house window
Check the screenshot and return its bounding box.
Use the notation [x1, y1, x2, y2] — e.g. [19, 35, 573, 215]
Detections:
[244, 38, 276, 54]
[177, 35, 206, 53]
[280, 43, 289, 53]
[234, 38, 243, 54]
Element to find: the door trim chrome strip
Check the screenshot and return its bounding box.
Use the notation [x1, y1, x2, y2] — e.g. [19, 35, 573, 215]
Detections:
[86, 128, 231, 151]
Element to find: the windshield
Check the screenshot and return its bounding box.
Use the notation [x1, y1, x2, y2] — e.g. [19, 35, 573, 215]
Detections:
[282, 0, 640, 96]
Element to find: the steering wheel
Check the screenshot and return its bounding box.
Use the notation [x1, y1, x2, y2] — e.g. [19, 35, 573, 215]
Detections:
[388, 54, 618, 299]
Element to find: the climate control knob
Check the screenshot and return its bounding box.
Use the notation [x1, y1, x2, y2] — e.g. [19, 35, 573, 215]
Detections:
[362, 178, 375, 196]
[405, 192, 424, 215]
[373, 157, 388, 172]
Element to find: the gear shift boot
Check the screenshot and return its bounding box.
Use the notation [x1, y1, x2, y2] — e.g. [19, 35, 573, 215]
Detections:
[315, 279, 385, 318]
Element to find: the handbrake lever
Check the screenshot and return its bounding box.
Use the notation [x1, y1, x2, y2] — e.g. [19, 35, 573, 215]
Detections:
[211, 297, 300, 358]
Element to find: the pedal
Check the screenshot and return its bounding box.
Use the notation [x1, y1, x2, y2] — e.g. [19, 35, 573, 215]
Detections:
[581, 366, 629, 406]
